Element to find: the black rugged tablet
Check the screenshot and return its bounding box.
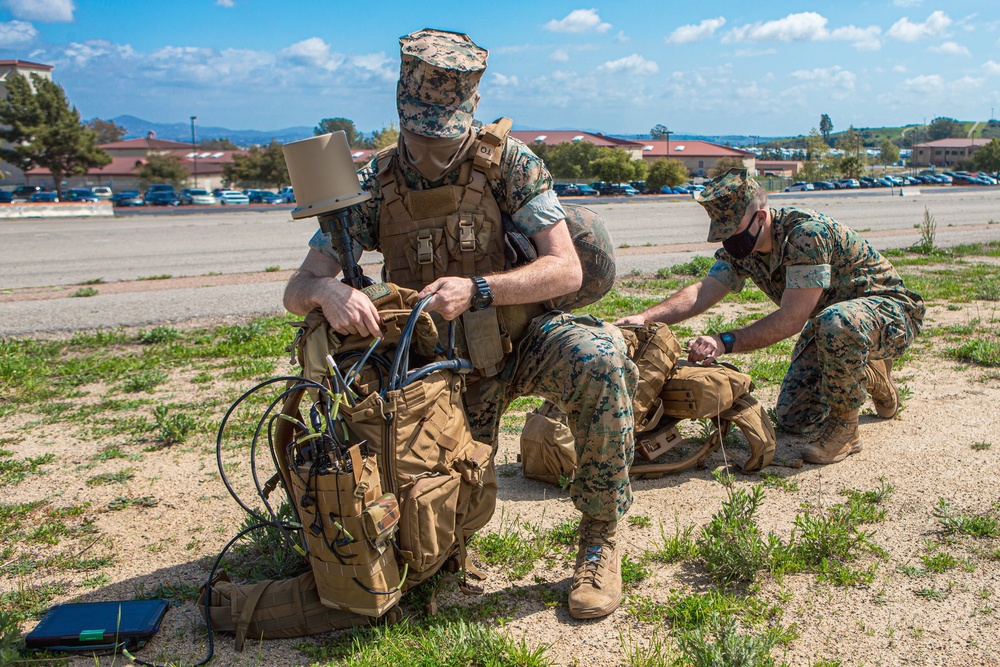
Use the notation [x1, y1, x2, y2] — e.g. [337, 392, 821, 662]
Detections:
[25, 599, 169, 653]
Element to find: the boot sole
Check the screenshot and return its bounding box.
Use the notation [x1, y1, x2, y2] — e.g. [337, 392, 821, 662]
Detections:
[873, 361, 900, 419]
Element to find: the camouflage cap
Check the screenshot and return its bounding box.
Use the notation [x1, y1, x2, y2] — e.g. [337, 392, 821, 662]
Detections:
[397, 28, 487, 138]
[695, 168, 762, 242]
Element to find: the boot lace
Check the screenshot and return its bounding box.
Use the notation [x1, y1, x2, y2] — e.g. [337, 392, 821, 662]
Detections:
[575, 521, 612, 588]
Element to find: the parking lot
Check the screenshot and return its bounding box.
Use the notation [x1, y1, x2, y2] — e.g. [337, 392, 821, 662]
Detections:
[2, 187, 999, 336]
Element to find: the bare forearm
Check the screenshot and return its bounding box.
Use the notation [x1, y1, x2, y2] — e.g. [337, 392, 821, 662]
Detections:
[729, 310, 804, 353]
[284, 271, 343, 315]
[639, 280, 722, 325]
[487, 253, 582, 306]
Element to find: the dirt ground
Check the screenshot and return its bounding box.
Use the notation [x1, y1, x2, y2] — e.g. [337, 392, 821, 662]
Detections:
[4, 296, 1000, 667]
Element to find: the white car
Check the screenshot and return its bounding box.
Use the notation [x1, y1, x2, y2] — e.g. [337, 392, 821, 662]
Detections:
[216, 190, 250, 205]
[784, 182, 815, 192]
[90, 186, 113, 200]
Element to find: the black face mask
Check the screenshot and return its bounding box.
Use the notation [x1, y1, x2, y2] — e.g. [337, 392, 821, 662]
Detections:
[722, 214, 761, 260]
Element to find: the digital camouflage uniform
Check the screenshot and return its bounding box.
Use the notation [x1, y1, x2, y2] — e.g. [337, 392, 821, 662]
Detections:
[309, 31, 636, 523]
[707, 206, 925, 434]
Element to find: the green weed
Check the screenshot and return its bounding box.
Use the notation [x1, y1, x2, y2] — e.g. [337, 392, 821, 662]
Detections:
[620, 626, 676, 667]
[86, 469, 135, 486]
[621, 554, 651, 588]
[921, 552, 960, 574]
[138, 326, 180, 344]
[0, 453, 56, 486]
[674, 616, 782, 667]
[948, 337, 1000, 367]
[108, 495, 158, 511]
[227, 505, 309, 582]
[646, 519, 698, 564]
[153, 405, 197, 445]
[471, 515, 553, 580]
[71, 287, 99, 297]
[697, 485, 779, 586]
[663, 255, 715, 277]
[628, 514, 652, 528]
[119, 368, 168, 393]
[137, 274, 172, 281]
[760, 472, 799, 492]
[933, 498, 999, 538]
[971, 442, 992, 451]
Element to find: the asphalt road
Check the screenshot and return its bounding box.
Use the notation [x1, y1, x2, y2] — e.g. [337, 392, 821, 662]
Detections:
[2, 188, 999, 336]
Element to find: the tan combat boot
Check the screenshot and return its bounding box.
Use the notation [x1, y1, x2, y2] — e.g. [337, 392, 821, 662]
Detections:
[800, 409, 861, 464]
[864, 359, 899, 419]
[568, 515, 621, 620]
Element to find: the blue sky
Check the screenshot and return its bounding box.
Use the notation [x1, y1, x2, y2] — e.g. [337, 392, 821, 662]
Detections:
[1, 0, 998, 137]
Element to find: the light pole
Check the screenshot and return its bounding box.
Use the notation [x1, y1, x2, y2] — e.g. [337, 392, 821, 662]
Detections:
[190, 116, 198, 188]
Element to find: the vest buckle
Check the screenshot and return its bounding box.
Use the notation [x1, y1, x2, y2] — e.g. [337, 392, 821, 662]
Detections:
[417, 231, 434, 265]
[459, 218, 476, 252]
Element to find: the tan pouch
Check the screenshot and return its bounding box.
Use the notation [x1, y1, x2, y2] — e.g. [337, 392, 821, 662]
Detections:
[659, 361, 753, 419]
[719, 394, 776, 474]
[455, 442, 498, 541]
[518, 401, 576, 485]
[398, 472, 461, 574]
[618, 323, 683, 431]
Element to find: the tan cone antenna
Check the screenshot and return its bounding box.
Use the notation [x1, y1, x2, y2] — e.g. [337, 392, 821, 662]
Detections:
[282, 131, 373, 287]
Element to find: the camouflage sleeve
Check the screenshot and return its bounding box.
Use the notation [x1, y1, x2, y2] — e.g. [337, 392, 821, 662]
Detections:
[783, 219, 833, 290]
[707, 248, 747, 292]
[308, 158, 382, 257]
[492, 136, 564, 236]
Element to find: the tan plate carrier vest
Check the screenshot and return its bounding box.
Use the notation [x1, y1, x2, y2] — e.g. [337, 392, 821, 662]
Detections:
[376, 118, 543, 376]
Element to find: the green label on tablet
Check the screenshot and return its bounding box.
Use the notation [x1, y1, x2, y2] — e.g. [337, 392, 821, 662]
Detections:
[79, 629, 105, 642]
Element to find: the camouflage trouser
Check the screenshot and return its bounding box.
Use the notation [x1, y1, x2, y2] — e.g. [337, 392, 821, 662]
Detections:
[775, 296, 923, 434]
[466, 312, 638, 522]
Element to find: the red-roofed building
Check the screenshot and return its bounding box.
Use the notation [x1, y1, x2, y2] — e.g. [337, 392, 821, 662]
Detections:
[25, 134, 245, 191]
[912, 138, 992, 168]
[510, 130, 643, 158]
[636, 140, 754, 177]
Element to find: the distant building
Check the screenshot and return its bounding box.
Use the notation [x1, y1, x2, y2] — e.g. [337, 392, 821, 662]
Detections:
[912, 138, 991, 168]
[0, 59, 55, 184]
[511, 130, 643, 158]
[755, 160, 803, 178]
[637, 140, 754, 177]
[25, 133, 244, 191]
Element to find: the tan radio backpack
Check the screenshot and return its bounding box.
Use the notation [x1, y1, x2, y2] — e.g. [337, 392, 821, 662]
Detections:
[273, 283, 497, 620]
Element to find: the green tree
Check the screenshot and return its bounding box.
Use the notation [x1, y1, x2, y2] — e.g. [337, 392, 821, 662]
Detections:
[314, 117, 371, 148]
[927, 117, 963, 141]
[972, 138, 1000, 179]
[650, 124, 671, 140]
[819, 114, 833, 145]
[200, 138, 240, 150]
[531, 141, 603, 180]
[137, 154, 189, 188]
[879, 138, 900, 165]
[645, 158, 689, 191]
[805, 128, 827, 161]
[631, 158, 649, 182]
[371, 123, 399, 150]
[223, 140, 289, 189]
[0, 73, 111, 197]
[708, 156, 746, 179]
[85, 117, 127, 144]
[836, 155, 864, 180]
[590, 148, 638, 184]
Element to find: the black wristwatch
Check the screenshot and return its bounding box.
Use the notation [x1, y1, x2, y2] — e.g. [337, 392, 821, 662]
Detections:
[719, 331, 736, 355]
[470, 276, 494, 311]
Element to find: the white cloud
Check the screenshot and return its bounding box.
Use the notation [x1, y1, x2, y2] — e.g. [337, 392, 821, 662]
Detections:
[349, 52, 394, 81]
[62, 39, 134, 65]
[930, 41, 971, 56]
[666, 17, 726, 45]
[733, 48, 777, 57]
[789, 65, 857, 88]
[984, 60, 1000, 75]
[216, 0, 235, 6]
[901, 74, 944, 92]
[614, 30, 629, 44]
[543, 9, 611, 34]
[0, 19, 36, 47]
[491, 73, 518, 86]
[723, 12, 881, 50]
[887, 11, 951, 41]
[597, 54, 659, 76]
[893, 64, 907, 73]
[550, 48, 569, 62]
[892, 0, 923, 6]
[2, 0, 73, 22]
[278, 37, 344, 71]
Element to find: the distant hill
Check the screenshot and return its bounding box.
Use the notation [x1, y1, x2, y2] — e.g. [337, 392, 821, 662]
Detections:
[109, 115, 314, 147]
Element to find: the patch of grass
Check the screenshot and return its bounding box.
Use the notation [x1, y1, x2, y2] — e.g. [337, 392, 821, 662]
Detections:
[108, 495, 158, 511]
[620, 627, 676, 667]
[79, 277, 104, 285]
[947, 337, 1000, 367]
[971, 441, 992, 451]
[153, 405, 197, 445]
[135, 581, 200, 605]
[508, 396, 543, 412]
[70, 286, 99, 297]
[674, 616, 783, 667]
[86, 469, 134, 486]
[118, 368, 168, 393]
[136, 274, 172, 281]
[227, 505, 309, 582]
[264, 265, 281, 272]
[760, 472, 799, 492]
[81, 573, 111, 588]
[546, 516, 579, 546]
[621, 554, 651, 588]
[646, 518, 698, 564]
[0, 453, 56, 486]
[470, 515, 553, 580]
[628, 514, 652, 528]
[914, 587, 947, 601]
[190, 370, 214, 384]
[933, 498, 999, 538]
[0, 582, 68, 622]
[921, 551, 960, 574]
[222, 358, 276, 381]
[92, 444, 127, 461]
[299, 619, 551, 667]
[697, 485, 779, 586]
[137, 325, 179, 345]
[663, 255, 715, 278]
[577, 288, 664, 321]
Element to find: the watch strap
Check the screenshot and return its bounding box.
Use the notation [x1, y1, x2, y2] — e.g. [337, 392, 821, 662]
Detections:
[720, 331, 736, 354]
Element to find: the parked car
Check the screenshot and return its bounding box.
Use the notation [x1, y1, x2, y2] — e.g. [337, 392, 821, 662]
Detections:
[784, 182, 814, 192]
[277, 186, 295, 203]
[836, 179, 860, 189]
[217, 190, 250, 205]
[29, 191, 59, 202]
[144, 184, 178, 201]
[0, 191, 14, 203]
[811, 181, 836, 190]
[628, 181, 648, 194]
[145, 191, 180, 206]
[553, 183, 580, 196]
[686, 184, 706, 192]
[11, 185, 43, 202]
[112, 190, 143, 206]
[661, 185, 688, 194]
[248, 190, 283, 204]
[90, 186, 113, 200]
[180, 188, 217, 205]
[65, 188, 101, 203]
[574, 184, 599, 196]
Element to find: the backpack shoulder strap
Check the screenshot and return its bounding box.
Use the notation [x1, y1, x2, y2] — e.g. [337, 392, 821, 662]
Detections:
[472, 117, 513, 175]
[375, 145, 410, 221]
